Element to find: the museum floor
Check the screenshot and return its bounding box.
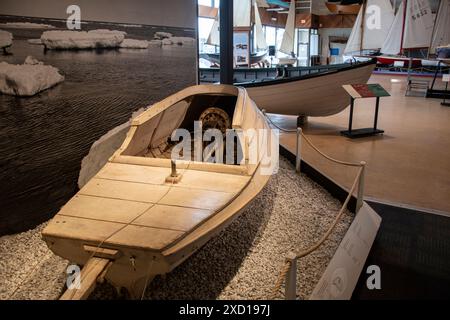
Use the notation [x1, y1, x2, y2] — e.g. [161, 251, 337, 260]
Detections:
[270, 74, 450, 215]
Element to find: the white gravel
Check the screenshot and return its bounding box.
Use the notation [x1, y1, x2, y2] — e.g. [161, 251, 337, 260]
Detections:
[0, 158, 352, 300]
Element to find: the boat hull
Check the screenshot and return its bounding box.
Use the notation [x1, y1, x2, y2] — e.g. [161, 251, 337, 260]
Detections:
[376, 55, 423, 68]
[42, 85, 274, 298]
[243, 60, 376, 117]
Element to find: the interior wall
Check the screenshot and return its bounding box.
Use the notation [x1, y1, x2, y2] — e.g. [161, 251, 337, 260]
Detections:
[0, 0, 197, 29]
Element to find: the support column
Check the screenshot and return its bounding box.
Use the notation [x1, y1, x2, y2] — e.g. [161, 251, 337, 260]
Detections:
[220, 0, 234, 85]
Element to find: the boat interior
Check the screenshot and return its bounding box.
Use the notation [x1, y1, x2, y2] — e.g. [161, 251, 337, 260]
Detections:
[116, 87, 249, 168]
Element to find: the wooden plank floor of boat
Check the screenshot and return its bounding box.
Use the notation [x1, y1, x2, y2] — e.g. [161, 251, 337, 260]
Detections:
[44, 162, 250, 251]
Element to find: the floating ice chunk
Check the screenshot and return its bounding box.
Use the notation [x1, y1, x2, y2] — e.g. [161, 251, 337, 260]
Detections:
[154, 32, 173, 40]
[0, 30, 13, 48]
[28, 39, 43, 45]
[41, 29, 125, 50]
[0, 22, 56, 29]
[0, 58, 64, 96]
[78, 108, 146, 188]
[24, 56, 43, 65]
[163, 36, 196, 46]
[149, 39, 163, 47]
[120, 39, 149, 49]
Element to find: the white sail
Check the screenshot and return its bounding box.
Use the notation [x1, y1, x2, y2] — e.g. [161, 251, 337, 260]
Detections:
[344, 0, 395, 54]
[234, 0, 251, 27]
[403, 0, 434, 49]
[254, 2, 267, 51]
[381, 1, 405, 55]
[279, 0, 296, 55]
[206, 17, 220, 46]
[430, 0, 450, 54]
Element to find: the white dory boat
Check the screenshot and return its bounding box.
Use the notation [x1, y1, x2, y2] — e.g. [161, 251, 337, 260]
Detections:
[42, 84, 275, 299]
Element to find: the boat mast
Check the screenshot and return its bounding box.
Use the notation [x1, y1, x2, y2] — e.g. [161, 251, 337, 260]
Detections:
[399, 0, 407, 55]
[360, 0, 368, 53]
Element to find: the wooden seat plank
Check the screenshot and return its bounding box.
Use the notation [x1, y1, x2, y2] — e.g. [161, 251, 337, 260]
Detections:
[80, 178, 170, 203]
[97, 162, 168, 185]
[178, 170, 249, 193]
[59, 195, 152, 224]
[159, 188, 234, 210]
[43, 215, 124, 243]
[107, 225, 185, 250]
[133, 205, 213, 232]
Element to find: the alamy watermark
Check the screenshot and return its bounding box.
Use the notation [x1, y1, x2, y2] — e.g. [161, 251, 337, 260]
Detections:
[66, 5, 81, 30]
[170, 122, 280, 176]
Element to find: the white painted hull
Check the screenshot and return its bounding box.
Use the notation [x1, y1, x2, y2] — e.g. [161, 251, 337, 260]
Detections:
[245, 62, 376, 117]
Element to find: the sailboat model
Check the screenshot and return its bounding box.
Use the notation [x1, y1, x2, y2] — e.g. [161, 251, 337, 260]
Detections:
[200, 0, 268, 66]
[344, 0, 395, 56]
[429, 0, 450, 60]
[277, 0, 298, 66]
[377, 0, 434, 67]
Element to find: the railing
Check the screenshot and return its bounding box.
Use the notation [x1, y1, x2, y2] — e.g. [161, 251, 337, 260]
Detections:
[263, 113, 366, 300]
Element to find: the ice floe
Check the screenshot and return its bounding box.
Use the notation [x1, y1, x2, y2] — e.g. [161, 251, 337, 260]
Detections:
[28, 39, 43, 45]
[120, 39, 149, 49]
[41, 29, 126, 50]
[0, 56, 64, 96]
[162, 36, 196, 46]
[0, 22, 56, 29]
[0, 30, 13, 48]
[153, 32, 173, 40]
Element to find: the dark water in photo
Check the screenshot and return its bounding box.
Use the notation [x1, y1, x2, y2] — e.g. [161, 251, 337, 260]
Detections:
[0, 16, 197, 235]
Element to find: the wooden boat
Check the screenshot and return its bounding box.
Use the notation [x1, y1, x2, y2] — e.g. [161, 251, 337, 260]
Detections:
[42, 84, 274, 299]
[377, 0, 434, 67]
[245, 60, 376, 117]
[326, 1, 362, 14]
[200, 60, 376, 117]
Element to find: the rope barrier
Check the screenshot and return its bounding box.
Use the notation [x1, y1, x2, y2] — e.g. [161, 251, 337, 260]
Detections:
[262, 112, 366, 300]
[263, 112, 364, 168]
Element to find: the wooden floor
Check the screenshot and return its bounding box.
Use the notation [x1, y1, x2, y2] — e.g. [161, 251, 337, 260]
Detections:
[271, 74, 450, 214]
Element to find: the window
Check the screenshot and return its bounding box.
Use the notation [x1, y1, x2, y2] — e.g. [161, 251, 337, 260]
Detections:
[198, 17, 217, 53]
[276, 28, 285, 51]
[264, 26, 276, 48]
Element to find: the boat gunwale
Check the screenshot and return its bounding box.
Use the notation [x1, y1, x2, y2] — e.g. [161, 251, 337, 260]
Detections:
[199, 59, 376, 87]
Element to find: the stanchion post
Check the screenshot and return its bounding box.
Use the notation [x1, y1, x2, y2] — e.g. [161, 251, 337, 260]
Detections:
[356, 161, 366, 212]
[296, 128, 302, 173]
[285, 252, 297, 300]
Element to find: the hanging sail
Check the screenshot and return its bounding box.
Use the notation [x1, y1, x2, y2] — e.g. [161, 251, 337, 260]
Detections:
[430, 0, 450, 54]
[279, 0, 296, 55]
[254, 2, 267, 51]
[381, 1, 405, 55]
[234, 0, 251, 27]
[403, 0, 434, 49]
[344, 0, 395, 54]
[206, 16, 220, 46]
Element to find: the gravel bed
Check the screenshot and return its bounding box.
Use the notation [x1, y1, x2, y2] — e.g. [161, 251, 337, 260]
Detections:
[0, 158, 353, 300]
